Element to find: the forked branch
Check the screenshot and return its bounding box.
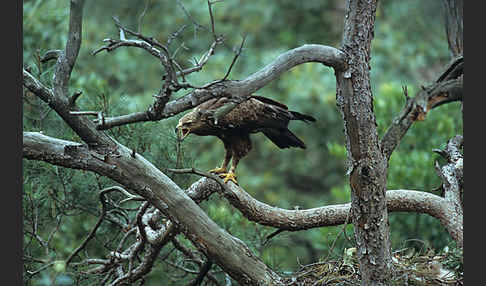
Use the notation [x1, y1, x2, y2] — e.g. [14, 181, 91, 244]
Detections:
[87, 44, 345, 130]
[23, 131, 464, 247]
[380, 56, 463, 160]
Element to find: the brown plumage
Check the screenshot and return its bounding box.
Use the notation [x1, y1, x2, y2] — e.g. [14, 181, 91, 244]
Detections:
[175, 95, 316, 184]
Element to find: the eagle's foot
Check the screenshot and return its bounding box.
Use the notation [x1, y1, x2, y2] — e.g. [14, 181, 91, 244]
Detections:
[209, 167, 227, 174]
[221, 172, 238, 184]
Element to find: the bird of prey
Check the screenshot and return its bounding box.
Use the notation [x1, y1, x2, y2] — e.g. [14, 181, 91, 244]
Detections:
[175, 95, 316, 184]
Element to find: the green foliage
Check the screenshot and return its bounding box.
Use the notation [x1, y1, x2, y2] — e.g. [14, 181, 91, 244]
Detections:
[23, 0, 462, 284]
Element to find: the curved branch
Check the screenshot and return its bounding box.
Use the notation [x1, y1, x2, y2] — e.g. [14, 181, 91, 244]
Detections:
[23, 131, 283, 285]
[24, 68, 113, 146]
[23, 131, 463, 248]
[93, 44, 345, 130]
[380, 75, 462, 160]
[231, 44, 346, 95]
[92, 37, 164, 58]
[53, 0, 85, 91]
[23, 69, 53, 103]
[185, 178, 460, 239]
[433, 135, 463, 247]
[65, 186, 114, 267]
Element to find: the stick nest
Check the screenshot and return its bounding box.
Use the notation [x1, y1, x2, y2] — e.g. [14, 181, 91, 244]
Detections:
[283, 246, 463, 286]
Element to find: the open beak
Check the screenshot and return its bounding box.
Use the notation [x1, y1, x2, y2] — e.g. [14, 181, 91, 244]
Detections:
[175, 124, 191, 141]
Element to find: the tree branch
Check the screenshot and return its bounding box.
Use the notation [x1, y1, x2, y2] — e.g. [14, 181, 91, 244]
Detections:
[65, 186, 115, 267]
[92, 44, 345, 130]
[182, 176, 463, 244]
[23, 131, 283, 285]
[231, 44, 346, 95]
[23, 131, 464, 283]
[433, 135, 463, 247]
[53, 0, 85, 93]
[380, 58, 463, 160]
[23, 68, 113, 147]
[380, 0, 463, 161]
[442, 0, 463, 58]
[25, 130, 461, 247]
[23, 2, 104, 147]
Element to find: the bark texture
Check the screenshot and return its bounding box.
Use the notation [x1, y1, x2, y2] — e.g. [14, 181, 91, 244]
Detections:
[24, 130, 465, 285]
[380, 58, 463, 160]
[23, 132, 283, 285]
[336, 1, 392, 285]
[442, 0, 463, 58]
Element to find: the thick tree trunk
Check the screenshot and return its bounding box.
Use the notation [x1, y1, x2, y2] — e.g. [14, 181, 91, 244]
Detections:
[336, 1, 392, 285]
[442, 0, 463, 58]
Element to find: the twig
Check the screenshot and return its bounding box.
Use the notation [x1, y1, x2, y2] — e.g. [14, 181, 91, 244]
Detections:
[68, 90, 83, 107]
[165, 260, 199, 275]
[175, 40, 219, 77]
[40, 49, 62, 63]
[207, 0, 217, 41]
[176, 0, 208, 32]
[70, 111, 99, 116]
[137, 0, 151, 34]
[112, 16, 168, 53]
[66, 187, 110, 266]
[168, 24, 188, 46]
[167, 167, 231, 195]
[187, 259, 213, 286]
[322, 209, 352, 263]
[263, 229, 285, 245]
[66, 186, 145, 266]
[26, 262, 56, 277]
[221, 34, 246, 81]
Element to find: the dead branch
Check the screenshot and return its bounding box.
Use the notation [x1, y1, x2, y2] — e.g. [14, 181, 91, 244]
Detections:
[24, 129, 464, 284]
[221, 34, 246, 82]
[85, 44, 345, 131]
[380, 56, 463, 160]
[52, 0, 85, 91]
[187, 259, 213, 286]
[171, 237, 221, 286]
[23, 131, 464, 244]
[88, 12, 228, 131]
[66, 186, 117, 267]
[442, 0, 463, 58]
[433, 135, 463, 247]
[85, 5, 345, 133]
[40, 49, 62, 63]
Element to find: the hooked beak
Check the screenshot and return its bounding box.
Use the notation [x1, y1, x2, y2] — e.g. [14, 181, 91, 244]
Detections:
[175, 123, 191, 141]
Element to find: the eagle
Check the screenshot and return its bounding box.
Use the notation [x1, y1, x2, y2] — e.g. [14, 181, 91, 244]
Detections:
[175, 95, 316, 184]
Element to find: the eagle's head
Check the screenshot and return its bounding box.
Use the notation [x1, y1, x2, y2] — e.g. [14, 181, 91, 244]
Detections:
[175, 110, 204, 140]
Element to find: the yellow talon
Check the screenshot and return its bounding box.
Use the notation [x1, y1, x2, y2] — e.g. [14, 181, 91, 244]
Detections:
[221, 172, 238, 184]
[209, 167, 227, 174]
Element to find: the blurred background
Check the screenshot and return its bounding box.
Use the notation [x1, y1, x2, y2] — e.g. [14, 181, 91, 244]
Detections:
[23, 0, 463, 285]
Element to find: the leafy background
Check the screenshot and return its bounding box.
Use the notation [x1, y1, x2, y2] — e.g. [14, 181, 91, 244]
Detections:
[23, 0, 462, 285]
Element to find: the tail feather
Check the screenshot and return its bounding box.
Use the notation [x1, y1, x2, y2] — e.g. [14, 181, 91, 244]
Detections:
[262, 128, 306, 149]
[290, 111, 316, 123]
